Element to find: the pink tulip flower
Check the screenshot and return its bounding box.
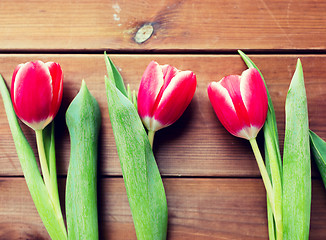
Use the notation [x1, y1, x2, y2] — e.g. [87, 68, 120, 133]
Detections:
[207, 67, 268, 140]
[208, 68, 275, 234]
[138, 61, 197, 133]
[11, 60, 63, 130]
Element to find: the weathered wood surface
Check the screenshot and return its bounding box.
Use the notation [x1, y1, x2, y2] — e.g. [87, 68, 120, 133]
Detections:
[1, 0, 326, 238]
[0, 54, 325, 177]
[1, 178, 326, 240]
[0, 0, 325, 51]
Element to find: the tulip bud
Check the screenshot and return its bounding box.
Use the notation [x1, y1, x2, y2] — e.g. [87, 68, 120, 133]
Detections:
[207, 68, 268, 140]
[11, 60, 63, 130]
[137, 61, 197, 132]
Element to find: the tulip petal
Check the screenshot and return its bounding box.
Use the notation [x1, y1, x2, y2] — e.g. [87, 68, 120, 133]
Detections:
[137, 61, 164, 124]
[153, 70, 196, 129]
[220, 75, 251, 129]
[11, 64, 23, 87]
[12, 61, 53, 129]
[11, 64, 23, 115]
[240, 68, 268, 130]
[208, 81, 244, 137]
[46, 62, 63, 118]
[149, 64, 178, 118]
[161, 64, 179, 88]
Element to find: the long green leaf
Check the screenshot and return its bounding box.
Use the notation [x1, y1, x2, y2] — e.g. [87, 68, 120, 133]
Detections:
[65, 80, 101, 240]
[238, 50, 282, 175]
[282, 59, 311, 240]
[309, 130, 326, 188]
[104, 56, 168, 239]
[0, 74, 67, 239]
[104, 51, 127, 96]
[238, 50, 282, 239]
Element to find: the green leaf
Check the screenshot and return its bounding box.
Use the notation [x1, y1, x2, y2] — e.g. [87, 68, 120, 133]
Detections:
[282, 59, 311, 240]
[309, 130, 326, 188]
[266, 202, 276, 240]
[42, 122, 62, 224]
[0, 74, 67, 240]
[65, 80, 101, 240]
[238, 50, 282, 175]
[104, 51, 127, 97]
[238, 50, 282, 240]
[104, 56, 168, 239]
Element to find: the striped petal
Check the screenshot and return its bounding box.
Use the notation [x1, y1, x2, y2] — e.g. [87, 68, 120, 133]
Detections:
[161, 64, 179, 88]
[46, 62, 63, 118]
[154, 70, 196, 130]
[207, 80, 243, 137]
[137, 61, 164, 124]
[240, 68, 268, 131]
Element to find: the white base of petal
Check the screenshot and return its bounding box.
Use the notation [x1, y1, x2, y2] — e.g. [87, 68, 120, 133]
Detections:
[142, 116, 164, 132]
[22, 117, 53, 131]
[236, 126, 261, 140]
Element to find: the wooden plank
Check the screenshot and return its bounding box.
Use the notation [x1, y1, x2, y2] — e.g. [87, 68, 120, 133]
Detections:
[0, 0, 326, 51]
[0, 54, 326, 177]
[1, 177, 326, 239]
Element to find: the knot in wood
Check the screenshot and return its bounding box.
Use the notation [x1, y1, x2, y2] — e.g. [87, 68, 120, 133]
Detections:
[134, 23, 154, 44]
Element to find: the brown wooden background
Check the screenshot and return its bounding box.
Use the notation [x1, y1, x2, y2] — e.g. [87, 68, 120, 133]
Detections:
[1, 0, 326, 239]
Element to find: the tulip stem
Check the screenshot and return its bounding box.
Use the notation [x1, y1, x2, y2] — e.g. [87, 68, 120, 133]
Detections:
[35, 129, 51, 193]
[249, 138, 275, 215]
[148, 130, 155, 148]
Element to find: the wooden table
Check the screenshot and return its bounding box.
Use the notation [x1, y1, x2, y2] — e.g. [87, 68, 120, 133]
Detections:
[1, 0, 326, 239]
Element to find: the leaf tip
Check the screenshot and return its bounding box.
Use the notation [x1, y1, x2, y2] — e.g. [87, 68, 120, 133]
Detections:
[296, 58, 302, 70]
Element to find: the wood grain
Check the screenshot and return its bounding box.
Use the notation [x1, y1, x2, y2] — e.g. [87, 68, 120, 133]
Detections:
[1, 1, 325, 239]
[1, 54, 326, 177]
[1, 177, 326, 239]
[0, 0, 325, 51]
